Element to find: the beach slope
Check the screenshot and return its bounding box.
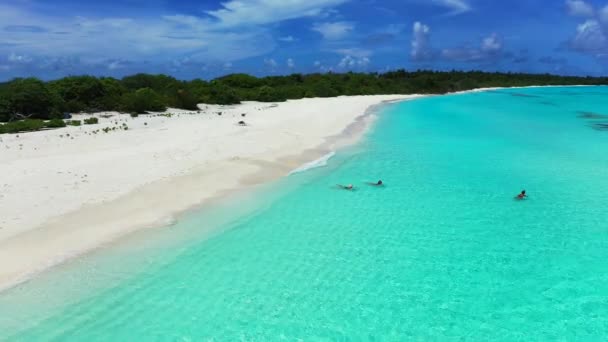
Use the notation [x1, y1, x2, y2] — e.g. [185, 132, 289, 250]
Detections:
[0, 95, 419, 291]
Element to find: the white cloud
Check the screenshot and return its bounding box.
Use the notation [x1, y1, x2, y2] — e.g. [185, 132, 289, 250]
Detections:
[279, 35, 295, 42]
[0, 0, 349, 74]
[338, 55, 370, 69]
[434, 0, 471, 14]
[107, 60, 126, 70]
[162, 14, 202, 27]
[8, 53, 33, 64]
[314, 60, 322, 67]
[312, 22, 354, 40]
[563, 1, 608, 57]
[569, 19, 607, 52]
[565, 0, 595, 17]
[224, 62, 233, 69]
[206, 0, 349, 27]
[563, 1, 608, 56]
[441, 33, 504, 62]
[0, 6, 277, 70]
[409, 21, 507, 64]
[338, 56, 354, 68]
[481, 34, 502, 54]
[264, 58, 278, 68]
[411, 21, 433, 61]
[287, 58, 295, 68]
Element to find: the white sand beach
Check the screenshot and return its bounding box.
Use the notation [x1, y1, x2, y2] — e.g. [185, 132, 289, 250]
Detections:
[0, 95, 422, 291]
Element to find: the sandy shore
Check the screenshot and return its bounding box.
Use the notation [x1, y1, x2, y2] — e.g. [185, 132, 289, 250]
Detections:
[0, 95, 423, 291]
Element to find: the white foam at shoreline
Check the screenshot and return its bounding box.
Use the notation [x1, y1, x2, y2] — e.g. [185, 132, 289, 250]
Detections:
[289, 151, 336, 175]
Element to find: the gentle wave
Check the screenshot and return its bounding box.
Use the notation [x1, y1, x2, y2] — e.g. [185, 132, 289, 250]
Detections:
[289, 151, 336, 175]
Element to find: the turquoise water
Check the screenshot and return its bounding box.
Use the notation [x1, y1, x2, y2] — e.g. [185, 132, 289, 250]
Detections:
[2, 87, 608, 340]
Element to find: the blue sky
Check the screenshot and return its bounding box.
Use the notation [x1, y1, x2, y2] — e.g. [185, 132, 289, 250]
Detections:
[1, 0, 607, 80]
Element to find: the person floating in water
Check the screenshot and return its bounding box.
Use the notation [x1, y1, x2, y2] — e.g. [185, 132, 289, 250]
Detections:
[366, 180, 384, 186]
[338, 184, 354, 190]
[516, 190, 527, 200]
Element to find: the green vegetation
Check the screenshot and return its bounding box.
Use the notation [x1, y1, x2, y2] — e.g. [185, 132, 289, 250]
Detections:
[45, 118, 67, 128]
[67, 120, 82, 126]
[83, 117, 99, 125]
[1, 70, 607, 126]
[0, 119, 45, 134]
[256, 86, 286, 102]
[122, 88, 166, 113]
[0, 78, 64, 121]
[0, 118, 68, 134]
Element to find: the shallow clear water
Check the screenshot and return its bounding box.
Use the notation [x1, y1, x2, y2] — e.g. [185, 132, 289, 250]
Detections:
[2, 87, 608, 340]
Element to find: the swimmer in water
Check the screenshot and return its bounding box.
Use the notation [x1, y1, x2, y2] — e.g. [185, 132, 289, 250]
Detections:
[338, 184, 354, 190]
[516, 190, 527, 200]
[366, 180, 384, 186]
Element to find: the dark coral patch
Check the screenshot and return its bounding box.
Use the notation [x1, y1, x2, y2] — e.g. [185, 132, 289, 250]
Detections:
[578, 111, 608, 119]
[590, 123, 608, 131]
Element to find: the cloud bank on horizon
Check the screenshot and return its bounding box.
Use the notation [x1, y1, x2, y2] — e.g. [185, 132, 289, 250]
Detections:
[0, 0, 606, 80]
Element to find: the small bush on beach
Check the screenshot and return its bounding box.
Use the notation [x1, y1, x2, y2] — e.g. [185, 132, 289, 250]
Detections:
[67, 120, 81, 126]
[84, 117, 99, 125]
[45, 118, 67, 128]
[0, 119, 45, 134]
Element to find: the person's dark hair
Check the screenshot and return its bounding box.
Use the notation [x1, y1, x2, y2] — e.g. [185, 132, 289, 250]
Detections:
[378, 180, 383, 185]
[521, 190, 526, 194]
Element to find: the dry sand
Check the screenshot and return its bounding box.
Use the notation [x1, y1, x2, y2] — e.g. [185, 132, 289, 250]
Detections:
[0, 95, 423, 291]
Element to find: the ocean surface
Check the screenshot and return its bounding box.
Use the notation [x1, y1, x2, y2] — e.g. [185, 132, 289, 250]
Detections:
[1, 87, 608, 340]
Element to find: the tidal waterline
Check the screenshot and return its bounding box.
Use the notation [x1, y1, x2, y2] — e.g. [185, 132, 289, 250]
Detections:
[1, 87, 607, 340]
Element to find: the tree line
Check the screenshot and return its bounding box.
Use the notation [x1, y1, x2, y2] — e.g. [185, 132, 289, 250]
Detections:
[1, 70, 607, 122]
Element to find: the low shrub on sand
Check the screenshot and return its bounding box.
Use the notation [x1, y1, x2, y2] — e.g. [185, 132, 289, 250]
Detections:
[84, 117, 99, 125]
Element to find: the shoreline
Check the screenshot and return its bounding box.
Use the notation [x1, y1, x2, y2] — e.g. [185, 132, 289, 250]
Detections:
[0, 95, 420, 292]
[0, 85, 592, 292]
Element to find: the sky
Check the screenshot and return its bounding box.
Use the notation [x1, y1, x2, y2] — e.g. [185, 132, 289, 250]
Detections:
[1, 0, 608, 80]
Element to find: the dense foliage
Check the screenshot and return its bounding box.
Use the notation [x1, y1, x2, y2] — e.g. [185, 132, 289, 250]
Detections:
[1, 70, 607, 123]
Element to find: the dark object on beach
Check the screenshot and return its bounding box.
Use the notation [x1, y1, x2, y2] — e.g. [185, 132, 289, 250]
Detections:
[63, 112, 72, 119]
[217, 112, 222, 116]
[241, 113, 246, 117]
[515, 190, 527, 200]
[238, 121, 247, 126]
